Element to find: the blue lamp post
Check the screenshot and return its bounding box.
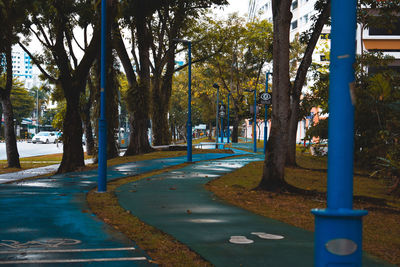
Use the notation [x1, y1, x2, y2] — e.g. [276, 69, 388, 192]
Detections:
[245, 89, 257, 153]
[312, 1, 367, 266]
[264, 72, 272, 154]
[220, 100, 224, 143]
[174, 39, 192, 162]
[213, 83, 220, 148]
[227, 92, 231, 143]
[97, 0, 107, 192]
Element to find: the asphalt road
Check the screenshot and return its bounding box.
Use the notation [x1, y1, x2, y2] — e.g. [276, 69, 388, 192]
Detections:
[0, 142, 67, 160]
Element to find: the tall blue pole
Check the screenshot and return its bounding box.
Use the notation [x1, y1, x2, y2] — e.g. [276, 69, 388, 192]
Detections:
[253, 89, 257, 153]
[97, 0, 107, 192]
[312, 1, 367, 266]
[264, 72, 270, 154]
[214, 84, 219, 148]
[227, 93, 230, 143]
[220, 101, 224, 143]
[187, 42, 192, 162]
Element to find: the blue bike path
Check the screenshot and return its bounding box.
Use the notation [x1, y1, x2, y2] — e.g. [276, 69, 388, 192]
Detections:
[0, 152, 242, 266]
[116, 154, 393, 267]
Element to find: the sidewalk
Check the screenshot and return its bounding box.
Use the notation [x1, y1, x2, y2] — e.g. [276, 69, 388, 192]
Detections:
[0, 145, 393, 266]
[116, 152, 392, 267]
[0, 152, 244, 266]
[0, 159, 93, 184]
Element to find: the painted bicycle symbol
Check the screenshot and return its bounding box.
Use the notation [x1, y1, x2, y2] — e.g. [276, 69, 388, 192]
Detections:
[0, 239, 81, 249]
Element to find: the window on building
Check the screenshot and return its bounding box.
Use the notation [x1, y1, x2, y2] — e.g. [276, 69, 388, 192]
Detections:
[320, 55, 329, 61]
[369, 18, 400, 36]
[291, 0, 298, 10]
[291, 20, 298, 30]
[320, 33, 331, 39]
[303, 14, 309, 24]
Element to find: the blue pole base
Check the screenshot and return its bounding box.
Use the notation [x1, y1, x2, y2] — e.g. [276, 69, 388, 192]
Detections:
[311, 208, 368, 267]
[97, 118, 107, 192]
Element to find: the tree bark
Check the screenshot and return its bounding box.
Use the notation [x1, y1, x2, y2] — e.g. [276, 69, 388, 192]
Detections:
[0, 43, 20, 168]
[124, 12, 152, 155]
[258, 0, 292, 191]
[286, 0, 331, 166]
[83, 77, 95, 156]
[58, 85, 85, 173]
[232, 111, 240, 143]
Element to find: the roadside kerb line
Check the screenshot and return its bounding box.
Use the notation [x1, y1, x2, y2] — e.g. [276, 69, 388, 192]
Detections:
[0, 257, 148, 264]
[0, 247, 136, 254]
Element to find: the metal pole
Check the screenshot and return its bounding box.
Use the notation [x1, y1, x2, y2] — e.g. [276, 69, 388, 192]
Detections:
[312, 0, 367, 266]
[264, 72, 270, 154]
[97, 0, 107, 192]
[227, 93, 230, 143]
[187, 42, 192, 162]
[36, 89, 39, 133]
[220, 101, 224, 143]
[215, 85, 219, 148]
[253, 89, 257, 153]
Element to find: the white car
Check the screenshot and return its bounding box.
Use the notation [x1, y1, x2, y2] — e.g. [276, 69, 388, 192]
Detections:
[32, 131, 58, 144]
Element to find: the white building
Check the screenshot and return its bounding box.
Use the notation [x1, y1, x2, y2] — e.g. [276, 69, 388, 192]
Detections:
[10, 45, 42, 90]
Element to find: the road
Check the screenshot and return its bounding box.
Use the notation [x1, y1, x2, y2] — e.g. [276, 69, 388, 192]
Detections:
[0, 142, 68, 160]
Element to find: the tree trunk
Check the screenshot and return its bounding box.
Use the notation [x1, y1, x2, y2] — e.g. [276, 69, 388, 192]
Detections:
[83, 78, 95, 156]
[231, 107, 240, 143]
[105, 53, 119, 159]
[0, 44, 20, 168]
[58, 89, 85, 173]
[151, 53, 174, 146]
[286, 0, 331, 166]
[208, 121, 212, 140]
[258, 0, 292, 191]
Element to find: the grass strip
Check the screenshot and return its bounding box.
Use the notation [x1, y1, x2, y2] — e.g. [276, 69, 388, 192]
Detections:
[205, 156, 400, 266]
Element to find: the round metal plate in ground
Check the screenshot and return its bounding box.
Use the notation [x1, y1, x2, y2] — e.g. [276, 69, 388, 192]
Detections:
[229, 236, 254, 244]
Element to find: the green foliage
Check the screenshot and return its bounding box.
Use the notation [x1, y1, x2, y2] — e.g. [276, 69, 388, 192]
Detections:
[51, 101, 66, 131]
[0, 76, 34, 123]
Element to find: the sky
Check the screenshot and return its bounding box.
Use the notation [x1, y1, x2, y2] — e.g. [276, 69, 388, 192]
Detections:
[217, 0, 250, 17]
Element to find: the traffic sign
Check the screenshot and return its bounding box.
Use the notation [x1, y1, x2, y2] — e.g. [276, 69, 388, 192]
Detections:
[219, 104, 226, 117]
[259, 92, 272, 105]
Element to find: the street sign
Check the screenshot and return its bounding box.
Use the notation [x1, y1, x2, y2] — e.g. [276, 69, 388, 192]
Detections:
[219, 104, 226, 117]
[259, 92, 272, 105]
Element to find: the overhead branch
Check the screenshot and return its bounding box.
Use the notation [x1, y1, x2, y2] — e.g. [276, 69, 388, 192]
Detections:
[112, 26, 138, 88]
[174, 42, 225, 72]
[18, 42, 57, 83]
[292, 0, 331, 98]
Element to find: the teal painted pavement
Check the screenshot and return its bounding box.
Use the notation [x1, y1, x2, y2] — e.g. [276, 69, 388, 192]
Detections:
[117, 154, 393, 267]
[0, 152, 241, 266]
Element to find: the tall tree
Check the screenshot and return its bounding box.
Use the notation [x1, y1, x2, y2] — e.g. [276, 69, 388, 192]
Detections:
[187, 14, 273, 142]
[258, 0, 293, 191]
[0, 0, 32, 168]
[286, 0, 331, 166]
[20, 0, 101, 173]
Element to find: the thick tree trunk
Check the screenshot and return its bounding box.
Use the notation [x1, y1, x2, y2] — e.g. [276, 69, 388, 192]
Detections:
[0, 44, 20, 168]
[286, 1, 331, 166]
[258, 0, 292, 191]
[125, 109, 152, 155]
[151, 75, 172, 146]
[1, 97, 20, 168]
[105, 54, 119, 159]
[58, 91, 85, 173]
